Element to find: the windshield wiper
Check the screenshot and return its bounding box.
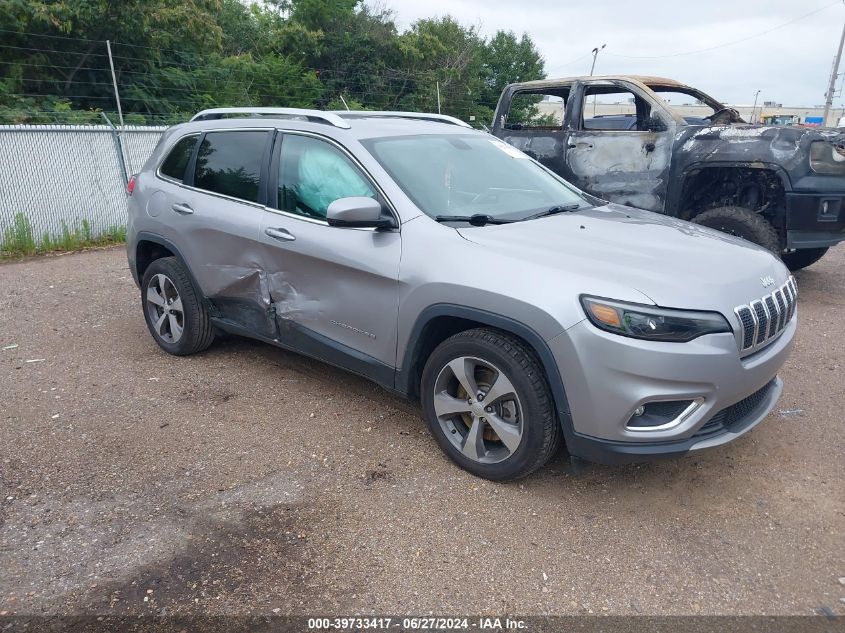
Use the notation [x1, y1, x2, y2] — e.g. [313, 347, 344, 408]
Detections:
[522, 203, 583, 222]
[434, 214, 514, 226]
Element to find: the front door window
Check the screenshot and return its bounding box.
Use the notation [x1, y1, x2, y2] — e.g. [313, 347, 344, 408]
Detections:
[277, 135, 376, 220]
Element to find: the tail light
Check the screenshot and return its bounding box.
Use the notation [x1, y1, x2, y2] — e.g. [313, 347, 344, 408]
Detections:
[126, 175, 137, 195]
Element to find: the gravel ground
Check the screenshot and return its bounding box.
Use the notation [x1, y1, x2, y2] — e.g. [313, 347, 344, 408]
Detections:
[0, 245, 843, 617]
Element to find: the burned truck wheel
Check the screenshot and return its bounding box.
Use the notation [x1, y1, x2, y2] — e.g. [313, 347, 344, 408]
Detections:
[781, 247, 829, 271]
[692, 206, 780, 253]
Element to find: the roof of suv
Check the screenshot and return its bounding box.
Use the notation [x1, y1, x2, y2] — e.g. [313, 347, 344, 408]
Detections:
[183, 108, 477, 140]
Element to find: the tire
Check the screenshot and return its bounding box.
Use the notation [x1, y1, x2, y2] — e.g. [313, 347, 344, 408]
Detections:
[692, 206, 781, 253]
[141, 256, 215, 356]
[781, 247, 829, 271]
[420, 328, 561, 481]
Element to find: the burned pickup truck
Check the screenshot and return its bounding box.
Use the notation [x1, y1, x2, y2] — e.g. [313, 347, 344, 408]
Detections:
[492, 75, 845, 270]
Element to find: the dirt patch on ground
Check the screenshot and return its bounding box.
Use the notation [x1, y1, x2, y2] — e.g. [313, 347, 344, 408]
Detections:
[1, 245, 843, 616]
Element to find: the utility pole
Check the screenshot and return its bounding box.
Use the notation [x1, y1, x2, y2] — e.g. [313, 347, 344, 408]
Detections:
[589, 44, 606, 76]
[823, 20, 845, 127]
[589, 44, 606, 118]
[106, 40, 124, 128]
[750, 90, 761, 124]
[436, 82, 441, 114]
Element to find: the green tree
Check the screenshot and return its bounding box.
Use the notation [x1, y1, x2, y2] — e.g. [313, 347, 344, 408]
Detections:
[0, 0, 546, 126]
[395, 17, 485, 120]
[479, 31, 546, 125]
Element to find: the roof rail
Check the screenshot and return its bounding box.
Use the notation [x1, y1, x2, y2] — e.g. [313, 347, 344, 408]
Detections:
[190, 107, 351, 129]
[332, 111, 473, 128]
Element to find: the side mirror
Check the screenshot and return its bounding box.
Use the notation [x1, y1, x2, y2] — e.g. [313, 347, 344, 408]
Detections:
[326, 196, 396, 229]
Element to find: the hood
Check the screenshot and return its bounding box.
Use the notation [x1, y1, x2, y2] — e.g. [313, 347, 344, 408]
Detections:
[679, 123, 845, 169]
[683, 122, 843, 141]
[456, 204, 790, 314]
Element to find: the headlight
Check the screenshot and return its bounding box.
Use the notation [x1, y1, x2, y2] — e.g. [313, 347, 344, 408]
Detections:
[810, 141, 845, 174]
[580, 296, 731, 342]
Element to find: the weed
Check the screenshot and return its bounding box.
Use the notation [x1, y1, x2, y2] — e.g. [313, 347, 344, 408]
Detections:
[0, 213, 36, 256]
[0, 213, 127, 260]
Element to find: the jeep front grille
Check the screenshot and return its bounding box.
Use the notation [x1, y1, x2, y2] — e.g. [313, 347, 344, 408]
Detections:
[733, 277, 797, 353]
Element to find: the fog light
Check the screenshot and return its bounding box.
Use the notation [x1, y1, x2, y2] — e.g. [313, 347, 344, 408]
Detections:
[626, 398, 704, 431]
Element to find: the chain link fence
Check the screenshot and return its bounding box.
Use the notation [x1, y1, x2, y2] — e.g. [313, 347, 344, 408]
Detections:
[0, 124, 165, 250]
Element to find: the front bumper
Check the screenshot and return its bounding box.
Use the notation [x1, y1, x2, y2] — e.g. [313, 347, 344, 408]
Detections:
[549, 315, 795, 464]
[565, 377, 782, 465]
[785, 192, 845, 248]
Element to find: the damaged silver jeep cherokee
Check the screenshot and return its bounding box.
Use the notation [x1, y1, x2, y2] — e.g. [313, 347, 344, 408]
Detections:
[127, 107, 797, 480]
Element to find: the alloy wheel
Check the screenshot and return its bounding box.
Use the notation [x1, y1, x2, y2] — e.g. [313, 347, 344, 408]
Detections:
[432, 356, 524, 464]
[145, 273, 184, 344]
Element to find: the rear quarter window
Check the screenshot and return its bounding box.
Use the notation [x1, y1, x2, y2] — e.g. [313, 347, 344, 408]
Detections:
[159, 135, 198, 181]
[193, 131, 268, 203]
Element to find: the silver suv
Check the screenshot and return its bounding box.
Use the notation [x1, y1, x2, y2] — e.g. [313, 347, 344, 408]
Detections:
[126, 107, 797, 480]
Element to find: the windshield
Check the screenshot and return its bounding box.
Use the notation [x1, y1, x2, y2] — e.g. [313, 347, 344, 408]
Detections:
[361, 134, 590, 221]
[648, 86, 727, 123]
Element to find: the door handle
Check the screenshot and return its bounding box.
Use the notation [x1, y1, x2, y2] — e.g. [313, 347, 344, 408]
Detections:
[265, 227, 296, 242]
[567, 142, 593, 150]
[171, 202, 194, 215]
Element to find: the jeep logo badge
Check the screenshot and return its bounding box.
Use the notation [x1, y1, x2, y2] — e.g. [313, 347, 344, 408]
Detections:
[760, 275, 775, 288]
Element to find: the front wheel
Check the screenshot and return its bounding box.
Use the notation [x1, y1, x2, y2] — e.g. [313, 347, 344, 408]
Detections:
[692, 206, 781, 253]
[420, 328, 561, 481]
[781, 247, 829, 271]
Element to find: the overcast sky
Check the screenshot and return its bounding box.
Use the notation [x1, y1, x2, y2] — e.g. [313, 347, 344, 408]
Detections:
[368, 0, 845, 107]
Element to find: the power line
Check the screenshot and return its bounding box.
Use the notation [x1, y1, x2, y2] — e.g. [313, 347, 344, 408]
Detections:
[0, 43, 112, 58]
[1, 55, 471, 98]
[545, 53, 593, 76]
[605, 0, 840, 59]
[0, 28, 238, 58]
[0, 28, 114, 44]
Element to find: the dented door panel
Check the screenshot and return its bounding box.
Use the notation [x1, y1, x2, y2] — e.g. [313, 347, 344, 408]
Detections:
[170, 187, 276, 337]
[258, 213, 401, 369]
[564, 130, 673, 212]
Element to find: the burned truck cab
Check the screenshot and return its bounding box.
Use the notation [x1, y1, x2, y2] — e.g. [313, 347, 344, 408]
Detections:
[493, 75, 845, 270]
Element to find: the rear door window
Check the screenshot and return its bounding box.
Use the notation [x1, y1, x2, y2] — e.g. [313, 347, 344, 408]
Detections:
[193, 131, 268, 203]
[505, 91, 568, 130]
[159, 135, 198, 182]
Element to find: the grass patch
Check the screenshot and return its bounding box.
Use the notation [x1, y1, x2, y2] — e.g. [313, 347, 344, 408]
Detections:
[1, 213, 36, 256]
[1, 213, 126, 260]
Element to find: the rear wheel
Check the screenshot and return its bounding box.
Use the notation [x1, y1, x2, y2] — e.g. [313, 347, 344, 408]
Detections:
[692, 206, 780, 253]
[781, 247, 829, 271]
[141, 257, 215, 356]
[420, 328, 561, 481]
